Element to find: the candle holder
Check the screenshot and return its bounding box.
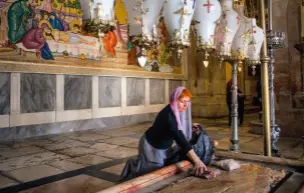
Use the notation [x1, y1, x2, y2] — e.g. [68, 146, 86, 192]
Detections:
[82, 19, 116, 37]
[267, 31, 285, 49]
[82, 0, 116, 37]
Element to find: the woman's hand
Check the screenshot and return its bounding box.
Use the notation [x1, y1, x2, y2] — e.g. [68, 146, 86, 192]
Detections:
[193, 160, 208, 177]
[192, 123, 200, 134]
[187, 149, 209, 176]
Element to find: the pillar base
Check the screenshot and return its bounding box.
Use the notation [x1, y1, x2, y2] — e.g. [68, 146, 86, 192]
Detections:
[229, 139, 240, 152]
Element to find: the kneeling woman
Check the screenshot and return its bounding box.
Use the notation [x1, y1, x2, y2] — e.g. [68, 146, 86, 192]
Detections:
[120, 87, 209, 180]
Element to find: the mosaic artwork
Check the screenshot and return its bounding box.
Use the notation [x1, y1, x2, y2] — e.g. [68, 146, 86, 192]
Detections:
[0, 0, 181, 74]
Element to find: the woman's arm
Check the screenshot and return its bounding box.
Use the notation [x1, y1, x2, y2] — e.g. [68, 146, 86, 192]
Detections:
[187, 149, 208, 176]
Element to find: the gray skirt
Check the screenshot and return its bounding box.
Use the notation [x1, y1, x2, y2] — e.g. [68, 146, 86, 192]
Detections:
[120, 135, 179, 181]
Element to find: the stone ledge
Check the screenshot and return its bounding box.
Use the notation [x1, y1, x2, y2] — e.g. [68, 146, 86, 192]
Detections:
[0, 60, 186, 80]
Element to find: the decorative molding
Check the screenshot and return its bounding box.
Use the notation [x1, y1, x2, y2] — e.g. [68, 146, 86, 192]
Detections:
[121, 105, 165, 115]
[56, 74, 64, 112]
[145, 79, 150, 105]
[56, 109, 92, 122]
[10, 112, 56, 127]
[121, 77, 127, 107]
[93, 107, 121, 118]
[4, 105, 165, 128]
[10, 73, 20, 114]
[165, 79, 170, 104]
[92, 75, 99, 117]
[0, 115, 9, 128]
[0, 60, 186, 80]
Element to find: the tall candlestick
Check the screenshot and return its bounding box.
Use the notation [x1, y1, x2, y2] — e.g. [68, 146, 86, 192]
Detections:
[89, 1, 94, 20]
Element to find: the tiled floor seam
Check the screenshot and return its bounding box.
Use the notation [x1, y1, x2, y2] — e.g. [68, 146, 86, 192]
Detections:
[84, 170, 121, 182]
[0, 156, 135, 193]
[0, 168, 84, 193]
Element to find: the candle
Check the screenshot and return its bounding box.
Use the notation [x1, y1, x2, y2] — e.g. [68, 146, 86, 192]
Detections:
[89, 1, 93, 20]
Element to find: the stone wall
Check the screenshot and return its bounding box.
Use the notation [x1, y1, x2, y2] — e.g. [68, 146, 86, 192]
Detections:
[273, 0, 304, 137]
[187, 33, 257, 118]
[0, 72, 183, 140]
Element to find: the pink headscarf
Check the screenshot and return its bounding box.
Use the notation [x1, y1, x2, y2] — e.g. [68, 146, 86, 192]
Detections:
[170, 86, 192, 141]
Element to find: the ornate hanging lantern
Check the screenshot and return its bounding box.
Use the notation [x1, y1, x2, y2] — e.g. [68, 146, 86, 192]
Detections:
[246, 18, 264, 67]
[163, 0, 196, 58]
[215, 0, 240, 61]
[193, 0, 222, 66]
[231, 2, 251, 61]
[125, 0, 165, 67]
[82, 0, 116, 36]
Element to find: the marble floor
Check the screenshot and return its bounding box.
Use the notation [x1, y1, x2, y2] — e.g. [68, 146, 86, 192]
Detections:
[0, 114, 303, 193]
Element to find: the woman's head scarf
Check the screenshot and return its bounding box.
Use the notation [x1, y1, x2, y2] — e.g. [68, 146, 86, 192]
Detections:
[170, 86, 192, 141]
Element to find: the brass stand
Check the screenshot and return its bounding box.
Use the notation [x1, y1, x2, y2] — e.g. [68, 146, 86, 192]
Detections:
[260, 0, 272, 157]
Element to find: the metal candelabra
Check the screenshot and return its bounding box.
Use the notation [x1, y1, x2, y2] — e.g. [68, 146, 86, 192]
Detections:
[267, 0, 285, 157]
[229, 59, 241, 152]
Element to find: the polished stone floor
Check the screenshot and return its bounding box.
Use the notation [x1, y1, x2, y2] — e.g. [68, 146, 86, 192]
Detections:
[0, 114, 303, 193]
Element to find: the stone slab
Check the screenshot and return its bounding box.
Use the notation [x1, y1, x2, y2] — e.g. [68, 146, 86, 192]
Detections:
[275, 172, 304, 193]
[67, 133, 111, 142]
[37, 139, 90, 151]
[0, 174, 18, 189]
[0, 152, 69, 171]
[126, 78, 145, 106]
[95, 147, 137, 159]
[0, 72, 10, 115]
[5, 165, 64, 182]
[150, 79, 165, 105]
[99, 137, 139, 146]
[47, 160, 87, 171]
[101, 163, 126, 175]
[99, 76, 121, 108]
[21, 174, 114, 193]
[56, 147, 99, 157]
[0, 114, 153, 141]
[93, 130, 136, 137]
[64, 75, 92, 110]
[90, 143, 119, 151]
[0, 146, 46, 158]
[68, 154, 111, 166]
[157, 165, 286, 193]
[20, 73, 55, 113]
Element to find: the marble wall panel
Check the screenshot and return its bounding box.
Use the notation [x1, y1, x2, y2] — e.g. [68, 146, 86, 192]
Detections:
[64, 75, 92, 110]
[21, 73, 55, 113]
[0, 113, 154, 141]
[127, 78, 145, 106]
[0, 72, 10, 115]
[150, 79, 165, 104]
[169, 80, 182, 95]
[99, 77, 121, 108]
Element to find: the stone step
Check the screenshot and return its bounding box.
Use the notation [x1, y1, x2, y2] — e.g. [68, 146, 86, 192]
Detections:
[244, 105, 260, 114]
[249, 119, 263, 135]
